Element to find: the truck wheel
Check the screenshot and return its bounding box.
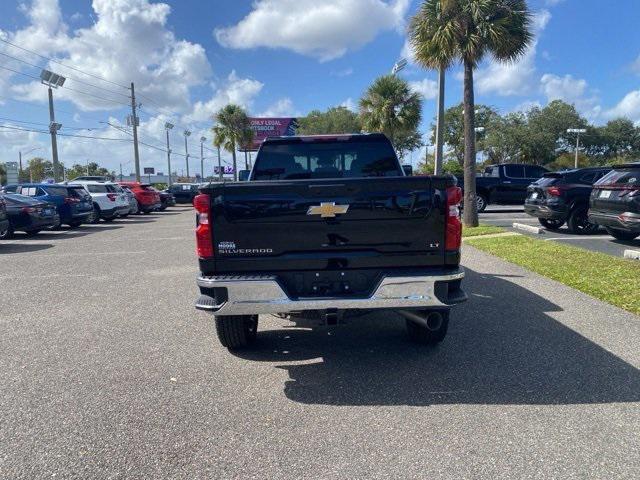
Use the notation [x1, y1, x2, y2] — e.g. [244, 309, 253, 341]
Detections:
[605, 228, 639, 241]
[405, 309, 449, 345]
[215, 315, 258, 349]
[538, 218, 565, 230]
[476, 194, 488, 213]
[567, 206, 598, 234]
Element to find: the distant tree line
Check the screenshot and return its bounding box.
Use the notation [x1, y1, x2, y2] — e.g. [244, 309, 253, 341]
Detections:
[415, 99, 640, 175]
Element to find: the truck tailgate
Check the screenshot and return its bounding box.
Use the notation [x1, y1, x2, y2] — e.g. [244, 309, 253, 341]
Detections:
[205, 177, 450, 273]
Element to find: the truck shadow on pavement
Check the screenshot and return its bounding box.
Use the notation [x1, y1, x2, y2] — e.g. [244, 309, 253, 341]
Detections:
[233, 268, 640, 406]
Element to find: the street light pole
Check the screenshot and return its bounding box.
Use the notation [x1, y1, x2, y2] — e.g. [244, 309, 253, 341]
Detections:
[184, 130, 191, 179]
[434, 66, 446, 175]
[165, 123, 174, 186]
[40, 70, 65, 182]
[200, 137, 206, 180]
[217, 145, 223, 181]
[567, 128, 587, 169]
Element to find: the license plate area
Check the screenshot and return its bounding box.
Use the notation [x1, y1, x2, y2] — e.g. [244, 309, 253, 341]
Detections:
[277, 270, 382, 299]
[600, 190, 612, 199]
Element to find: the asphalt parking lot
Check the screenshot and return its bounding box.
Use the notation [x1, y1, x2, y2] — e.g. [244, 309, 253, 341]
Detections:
[1, 207, 639, 478]
[481, 206, 640, 257]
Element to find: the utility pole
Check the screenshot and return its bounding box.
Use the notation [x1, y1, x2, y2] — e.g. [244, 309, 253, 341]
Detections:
[130, 82, 141, 182]
[567, 128, 587, 169]
[200, 137, 206, 179]
[47, 87, 62, 182]
[164, 123, 174, 186]
[217, 145, 223, 181]
[86, 158, 90, 176]
[119, 163, 123, 182]
[184, 130, 191, 179]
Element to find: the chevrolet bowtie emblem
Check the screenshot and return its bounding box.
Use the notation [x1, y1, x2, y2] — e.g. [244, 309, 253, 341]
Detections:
[307, 202, 350, 218]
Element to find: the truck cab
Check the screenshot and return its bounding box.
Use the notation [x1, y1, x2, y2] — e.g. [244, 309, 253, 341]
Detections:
[194, 134, 466, 350]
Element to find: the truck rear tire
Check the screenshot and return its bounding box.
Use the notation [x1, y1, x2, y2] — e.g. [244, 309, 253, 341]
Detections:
[215, 315, 258, 349]
[405, 309, 449, 345]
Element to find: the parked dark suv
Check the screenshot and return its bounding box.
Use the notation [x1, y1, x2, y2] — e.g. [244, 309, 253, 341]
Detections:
[589, 163, 640, 241]
[524, 167, 611, 233]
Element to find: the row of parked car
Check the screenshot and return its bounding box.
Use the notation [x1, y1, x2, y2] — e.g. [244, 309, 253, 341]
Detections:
[0, 177, 200, 240]
[524, 162, 640, 240]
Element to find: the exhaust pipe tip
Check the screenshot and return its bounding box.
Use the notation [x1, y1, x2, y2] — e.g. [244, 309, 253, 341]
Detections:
[398, 310, 444, 331]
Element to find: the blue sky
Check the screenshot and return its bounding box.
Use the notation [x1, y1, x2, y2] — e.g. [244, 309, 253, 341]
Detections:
[1, 0, 639, 173]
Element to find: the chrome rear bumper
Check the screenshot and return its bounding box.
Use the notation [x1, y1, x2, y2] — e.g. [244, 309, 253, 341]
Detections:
[196, 268, 466, 315]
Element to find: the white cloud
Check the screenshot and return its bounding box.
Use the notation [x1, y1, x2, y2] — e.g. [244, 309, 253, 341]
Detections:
[183, 71, 264, 123]
[331, 68, 354, 77]
[545, 0, 565, 6]
[215, 0, 410, 62]
[400, 38, 416, 65]
[4, 0, 212, 112]
[409, 78, 438, 100]
[474, 10, 551, 97]
[259, 98, 298, 117]
[340, 97, 357, 112]
[540, 73, 601, 120]
[606, 90, 640, 124]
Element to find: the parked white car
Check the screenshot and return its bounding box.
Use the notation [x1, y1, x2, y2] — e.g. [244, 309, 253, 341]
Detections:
[68, 180, 130, 224]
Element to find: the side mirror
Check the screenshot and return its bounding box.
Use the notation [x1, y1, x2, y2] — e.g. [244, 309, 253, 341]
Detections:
[238, 170, 251, 181]
[402, 164, 413, 176]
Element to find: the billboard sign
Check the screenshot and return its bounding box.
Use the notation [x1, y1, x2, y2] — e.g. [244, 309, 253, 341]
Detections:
[245, 118, 297, 151]
[214, 165, 235, 175]
[143, 167, 155, 174]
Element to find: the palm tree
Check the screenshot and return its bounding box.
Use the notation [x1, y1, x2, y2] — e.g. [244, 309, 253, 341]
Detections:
[443, 0, 532, 227]
[408, 0, 458, 175]
[359, 74, 423, 159]
[212, 104, 252, 181]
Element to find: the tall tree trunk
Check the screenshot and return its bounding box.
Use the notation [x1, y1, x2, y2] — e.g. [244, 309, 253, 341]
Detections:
[434, 65, 446, 175]
[231, 145, 238, 182]
[462, 59, 479, 227]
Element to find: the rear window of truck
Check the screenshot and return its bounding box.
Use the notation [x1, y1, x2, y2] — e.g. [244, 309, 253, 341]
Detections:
[253, 139, 402, 180]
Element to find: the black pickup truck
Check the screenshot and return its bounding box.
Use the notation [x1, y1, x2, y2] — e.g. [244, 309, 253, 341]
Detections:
[458, 163, 549, 212]
[194, 133, 466, 350]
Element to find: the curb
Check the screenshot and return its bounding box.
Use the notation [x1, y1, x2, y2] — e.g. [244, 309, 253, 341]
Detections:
[512, 223, 544, 235]
[624, 249, 640, 260]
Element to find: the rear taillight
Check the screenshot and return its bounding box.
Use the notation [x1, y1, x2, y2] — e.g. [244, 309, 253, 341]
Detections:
[64, 197, 80, 204]
[194, 194, 213, 258]
[21, 207, 36, 214]
[445, 186, 462, 252]
[546, 186, 563, 197]
[107, 193, 117, 201]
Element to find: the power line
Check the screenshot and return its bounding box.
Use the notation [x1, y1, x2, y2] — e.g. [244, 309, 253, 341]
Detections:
[0, 50, 131, 100]
[0, 37, 130, 90]
[0, 63, 131, 108]
[0, 115, 101, 130]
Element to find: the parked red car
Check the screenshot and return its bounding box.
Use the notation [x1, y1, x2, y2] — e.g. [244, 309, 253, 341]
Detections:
[118, 182, 161, 214]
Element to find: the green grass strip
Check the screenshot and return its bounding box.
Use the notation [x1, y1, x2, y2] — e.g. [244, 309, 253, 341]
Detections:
[462, 224, 506, 237]
[466, 235, 640, 315]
